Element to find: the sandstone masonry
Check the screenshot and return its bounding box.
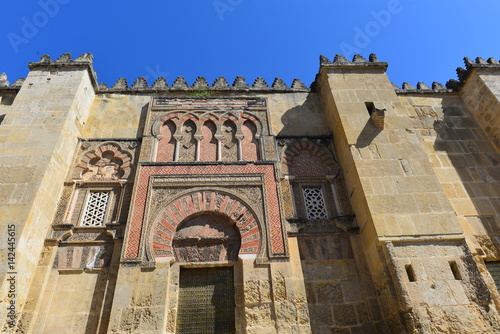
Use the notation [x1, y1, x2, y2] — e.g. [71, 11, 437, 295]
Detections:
[0, 53, 500, 333]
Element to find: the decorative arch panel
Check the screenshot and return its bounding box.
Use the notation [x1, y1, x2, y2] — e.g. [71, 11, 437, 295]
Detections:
[73, 142, 133, 181]
[123, 164, 288, 262]
[151, 110, 264, 163]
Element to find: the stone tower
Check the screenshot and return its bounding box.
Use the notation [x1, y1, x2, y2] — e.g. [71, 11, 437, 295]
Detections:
[0, 53, 500, 333]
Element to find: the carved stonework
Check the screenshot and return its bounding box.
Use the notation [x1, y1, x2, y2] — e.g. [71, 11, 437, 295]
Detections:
[280, 138, 339, 177]
[221, 120, 238, 161]
[83, 157, 120, 180]
[73, 142, 135, 181]
[178, 120, 197, 162]
[173, 214, 241, 262]
[151, 108, 266, 163]
[149, 190, 262, 260]
[53, 185, 74, 224]
[54, 244, 113, 270]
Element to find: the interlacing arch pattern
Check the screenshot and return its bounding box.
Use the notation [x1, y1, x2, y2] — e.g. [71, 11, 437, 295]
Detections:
[152, 110, 262, 162]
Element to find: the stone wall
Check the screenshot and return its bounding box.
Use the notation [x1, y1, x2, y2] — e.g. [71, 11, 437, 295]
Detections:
[4, 53, 500, 333]
[0, 56, 96, 331]
[318, 55, 500, 332]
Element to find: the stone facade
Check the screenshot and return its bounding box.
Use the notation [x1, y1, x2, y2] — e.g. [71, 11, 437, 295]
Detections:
[1, 53, 500, 333]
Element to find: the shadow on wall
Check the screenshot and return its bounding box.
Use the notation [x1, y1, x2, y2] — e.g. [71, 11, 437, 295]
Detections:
[277, 93, 329, 137]
[431, 97, 500, 306]
[433, 99, 500, 257]
[355, 118, 382, 149]
[136, 103, 149, 138]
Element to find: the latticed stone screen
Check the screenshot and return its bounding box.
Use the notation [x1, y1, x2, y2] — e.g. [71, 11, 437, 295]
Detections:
[176, 267, 235, 333]
[80, 191, 110, 227]
[302, 187, 327, 220]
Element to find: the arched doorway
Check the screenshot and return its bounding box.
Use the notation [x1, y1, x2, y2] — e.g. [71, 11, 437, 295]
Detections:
[173, 213, 240, 333]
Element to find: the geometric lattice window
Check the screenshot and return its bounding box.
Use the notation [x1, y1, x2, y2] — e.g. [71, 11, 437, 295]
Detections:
[302, 187, 328, 220]
[80, 191, 110, 227]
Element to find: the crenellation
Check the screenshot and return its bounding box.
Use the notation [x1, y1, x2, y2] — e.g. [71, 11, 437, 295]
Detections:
[333, 54, 349, 64]
[402, 82, 416, 90]
[291, 78, 307, 89]
[352, 54, 368, 63]
[0, 73, 9, 87]
[394, 81, 455, 94]
[252, 77, 268, 88]
[212, 76, 229, 88]
[55, 53, 72, 63]
[232, 76, 249, 88]
[446, 79, 461, 91]
[171, 76, 188, 89]
[152, 76, 168, 89]
[417, 82, 431, 90]
[432, 81, 447, 90]
[131, 77, 148, 89]
[271, 77, 288, 89]
[112, 77, 129, 89]
[192, 76, 208, 88]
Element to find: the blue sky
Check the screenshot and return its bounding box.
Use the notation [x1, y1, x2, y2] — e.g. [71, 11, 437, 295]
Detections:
[2, 1, 500, 89]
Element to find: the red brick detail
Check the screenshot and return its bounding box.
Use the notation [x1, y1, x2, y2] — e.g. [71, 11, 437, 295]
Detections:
[174, 199, 188, 219]
[241, 239, 260, 251]
[125, 164, 285, 259]
[227, 200, 241, 219]
[241, 120, 259, 161]
[185, 195, 196, 215]
[209, 192, 217, 211]
[199, 121, 217, 162]
[195, 192, 202, 212]
[223, 112, 239, 122]
[156, 120, 176, 162]
[219, 195, 230, 213]
[241, 226, 259, 240]
[165, 209, 181, 226]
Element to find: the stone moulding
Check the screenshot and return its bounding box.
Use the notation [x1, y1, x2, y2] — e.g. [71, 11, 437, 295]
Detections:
[150, 96, 267, 111]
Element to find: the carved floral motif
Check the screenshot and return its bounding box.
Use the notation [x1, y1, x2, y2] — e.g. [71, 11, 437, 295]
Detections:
[74, 142, 133, 181]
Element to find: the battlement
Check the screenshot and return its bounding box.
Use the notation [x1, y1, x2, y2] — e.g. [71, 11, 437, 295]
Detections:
[98, 75, 310, 93]
[319, 53, 388, 69]
[3, 53, 500, 96]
